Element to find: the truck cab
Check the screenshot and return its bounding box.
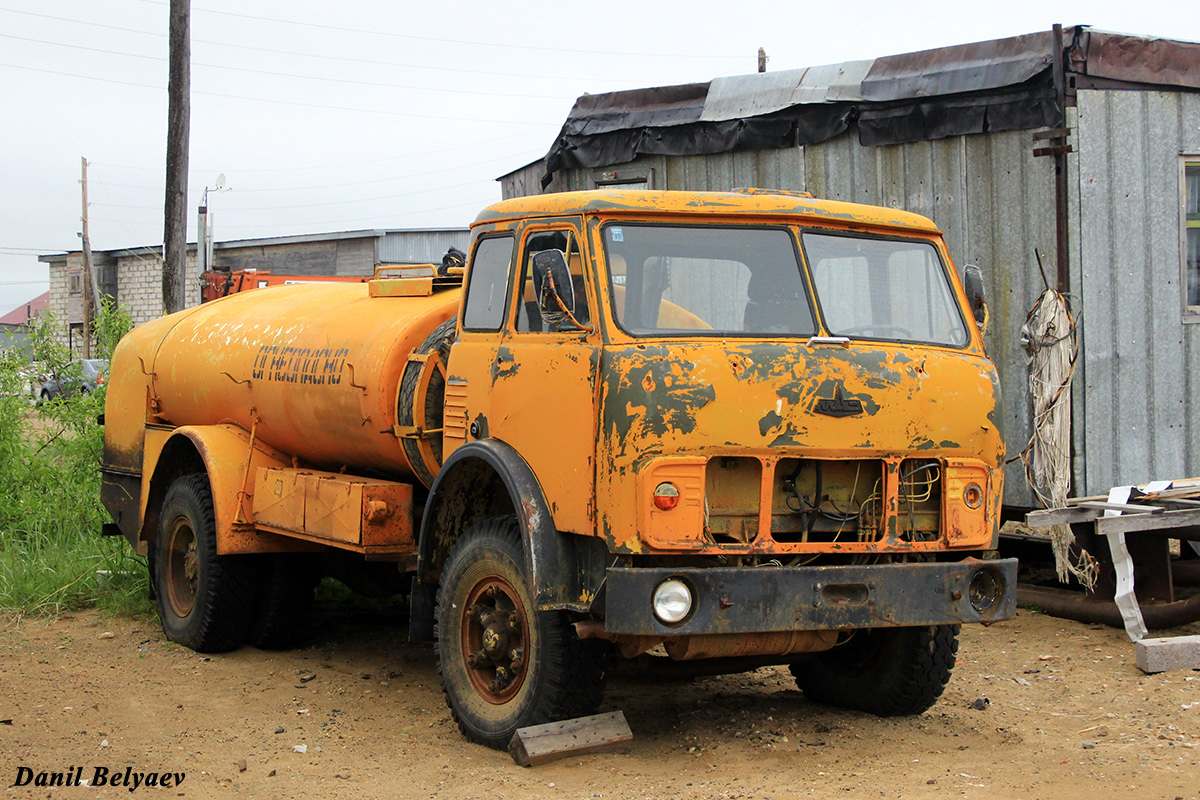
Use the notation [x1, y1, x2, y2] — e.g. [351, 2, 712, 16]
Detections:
[422, 190, 1014, 746]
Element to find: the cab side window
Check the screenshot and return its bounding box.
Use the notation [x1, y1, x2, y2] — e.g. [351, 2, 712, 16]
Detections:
[462, 235, 515, 331]
[516, 230, 591, 333]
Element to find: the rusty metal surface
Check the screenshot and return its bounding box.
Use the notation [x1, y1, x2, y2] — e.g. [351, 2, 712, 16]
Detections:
[452, 192, 1004, 558]
[859, 31, 1054, 102]
[602, 559, 1018, 636]
[253, 467, 414, 547]
[559, 83, 710, 134]
[700, 61, 873, 121]
[596, 340, 1003, 555]
[475, 189, 940, 232]
[1077, 30, 1200, 89]
[105, 281, 460, 484]
[661, 629, 839, 660]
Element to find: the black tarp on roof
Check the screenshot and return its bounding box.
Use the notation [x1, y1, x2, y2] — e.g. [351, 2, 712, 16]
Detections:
[538, 26, 1200, 187]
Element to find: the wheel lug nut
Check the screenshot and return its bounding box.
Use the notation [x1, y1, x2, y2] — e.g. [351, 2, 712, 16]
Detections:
[485, 586, 498, 599]
[508, 612, 519, 626]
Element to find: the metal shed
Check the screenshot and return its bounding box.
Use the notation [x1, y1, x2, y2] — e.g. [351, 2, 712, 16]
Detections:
[499, 26, 1200, 510]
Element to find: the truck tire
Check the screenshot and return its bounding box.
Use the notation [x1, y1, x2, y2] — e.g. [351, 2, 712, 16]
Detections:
[791, 624, 959, 716]
[153, 473, 257, 653]
[435, 517, 607, 749]
[397, 316, 456, 488]
[247, 554, 318, 650]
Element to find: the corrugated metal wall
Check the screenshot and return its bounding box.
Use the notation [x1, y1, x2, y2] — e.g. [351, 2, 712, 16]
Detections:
[1074, 89, 1200, 494]
[377, 229, 470, 265]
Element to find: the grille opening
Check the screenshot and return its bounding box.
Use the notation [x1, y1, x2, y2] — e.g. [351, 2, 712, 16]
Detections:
[703, 456, 762, 544]
[898, 458, 941, 541]
[770, 458, 884, 544]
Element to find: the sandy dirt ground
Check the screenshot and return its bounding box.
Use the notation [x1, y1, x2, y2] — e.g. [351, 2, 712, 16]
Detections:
[2, 604, 1197, 800]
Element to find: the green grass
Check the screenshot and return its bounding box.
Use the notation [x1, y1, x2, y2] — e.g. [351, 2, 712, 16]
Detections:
[0, 303, 150, 618]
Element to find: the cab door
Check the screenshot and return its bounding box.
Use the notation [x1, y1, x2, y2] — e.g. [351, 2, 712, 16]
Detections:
[443, 232, 516, 459]
[484, 218, 601, 536]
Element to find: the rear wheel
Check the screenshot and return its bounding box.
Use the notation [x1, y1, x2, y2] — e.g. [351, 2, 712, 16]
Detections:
[435, 517, 607, 749]
[247, 553, 318, 650]
[153, 473, 257, 652]
[791, 625, 959, 716]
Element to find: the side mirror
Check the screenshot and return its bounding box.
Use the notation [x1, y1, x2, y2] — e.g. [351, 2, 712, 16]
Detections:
[531, 249, 576, 325]
[962, 265, 987, 327]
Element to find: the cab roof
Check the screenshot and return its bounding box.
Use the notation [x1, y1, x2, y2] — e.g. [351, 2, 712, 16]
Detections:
[473, 189, 941, 233]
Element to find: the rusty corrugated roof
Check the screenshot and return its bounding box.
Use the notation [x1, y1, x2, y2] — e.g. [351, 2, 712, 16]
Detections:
[537, 26, 1200, 187]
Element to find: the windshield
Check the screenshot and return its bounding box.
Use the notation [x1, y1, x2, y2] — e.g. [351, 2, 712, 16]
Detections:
[602, 224, 815, 337]
[803, 232, 969, 347]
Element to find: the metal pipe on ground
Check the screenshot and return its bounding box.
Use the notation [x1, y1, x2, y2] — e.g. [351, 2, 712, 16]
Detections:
[1018, 584, 1200, 630]
[1171, 559, 1200, 586]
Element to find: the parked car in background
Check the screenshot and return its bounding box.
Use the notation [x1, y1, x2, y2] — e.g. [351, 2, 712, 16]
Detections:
[40, 359, 108, 401]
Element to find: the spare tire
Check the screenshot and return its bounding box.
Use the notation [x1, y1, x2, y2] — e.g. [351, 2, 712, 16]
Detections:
[397, 316, 457, 488]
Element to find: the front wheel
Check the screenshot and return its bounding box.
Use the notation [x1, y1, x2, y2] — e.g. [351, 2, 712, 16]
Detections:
[153, 473, 257, 653]
[435, 517, 607, 749]
[791, 625, 959, 716]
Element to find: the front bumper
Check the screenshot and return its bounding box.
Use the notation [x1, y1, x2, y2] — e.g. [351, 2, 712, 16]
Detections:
[603, 558, 1017, 636]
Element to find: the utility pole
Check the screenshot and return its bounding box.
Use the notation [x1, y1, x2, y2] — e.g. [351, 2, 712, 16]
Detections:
[80, 156, 100, 357]
[163, 0, 190, 314]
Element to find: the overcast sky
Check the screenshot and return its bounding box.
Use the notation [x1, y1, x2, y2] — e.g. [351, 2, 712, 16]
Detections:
[2, 0, 1198, 315]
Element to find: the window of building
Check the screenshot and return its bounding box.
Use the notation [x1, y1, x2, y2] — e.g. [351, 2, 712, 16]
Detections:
[1184, 159, 1200, 316]
[592, 167, 654, 191]
[68, 273, 82, 294]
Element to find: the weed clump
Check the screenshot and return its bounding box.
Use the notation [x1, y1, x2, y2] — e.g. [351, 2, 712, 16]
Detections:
[0, 302, 150, 617]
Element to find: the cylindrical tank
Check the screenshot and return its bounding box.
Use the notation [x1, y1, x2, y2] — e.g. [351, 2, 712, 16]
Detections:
[104, 281, 460, 480]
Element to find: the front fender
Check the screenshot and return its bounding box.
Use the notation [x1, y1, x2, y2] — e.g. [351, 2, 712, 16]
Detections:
[416, 439, 607, 612]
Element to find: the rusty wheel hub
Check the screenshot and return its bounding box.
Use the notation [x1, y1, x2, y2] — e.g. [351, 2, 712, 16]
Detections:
[461, 578, 528, 703]
[166, 518, 199, 618]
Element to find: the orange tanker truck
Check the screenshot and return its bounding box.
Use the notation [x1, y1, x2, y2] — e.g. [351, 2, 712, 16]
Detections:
[100, 189, 1016, 749]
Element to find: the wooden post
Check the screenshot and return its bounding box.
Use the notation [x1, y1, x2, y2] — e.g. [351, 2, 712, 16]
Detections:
[80, 156, 98, 357]
[163, 0, 190, 314]
[508, 711, 633, 767]
[1051, 23, 1070, 296]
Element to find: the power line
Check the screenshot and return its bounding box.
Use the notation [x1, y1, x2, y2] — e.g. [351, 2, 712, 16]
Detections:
[215, 196, 499, 231]
[0, 33, 575, 100]
[0, 62, 558, 125]
[0, 6, 722, 82]
[92, 177, 489, 212]
[129, 0, 744, 59]
[94, 124, 556, 175]
[91, 191, 499, 232]
[91, 147, 547, 193]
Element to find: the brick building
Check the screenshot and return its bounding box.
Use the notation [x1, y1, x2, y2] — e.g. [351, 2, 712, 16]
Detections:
[39, 228, 468, 351]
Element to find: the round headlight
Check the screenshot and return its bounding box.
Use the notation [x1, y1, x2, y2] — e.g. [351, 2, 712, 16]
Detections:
[968, 567, 1002, 615]
[652, 578, 693, 625]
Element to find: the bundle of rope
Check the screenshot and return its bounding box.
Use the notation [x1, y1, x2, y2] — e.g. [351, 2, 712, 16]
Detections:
[1018, 287, 1095, 588]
